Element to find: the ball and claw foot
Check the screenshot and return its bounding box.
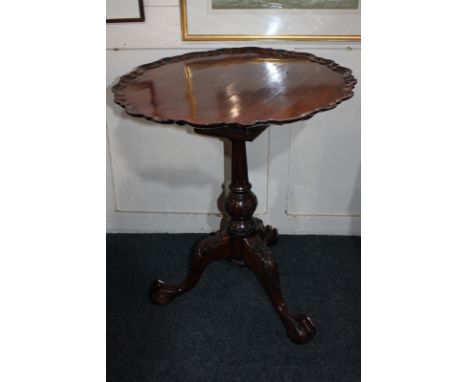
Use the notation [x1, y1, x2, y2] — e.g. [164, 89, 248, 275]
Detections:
[262, 225, 278, 246]
[149, 280, 182, 305]
[254, 217, 278, 246]
[283, 313, 316, 344]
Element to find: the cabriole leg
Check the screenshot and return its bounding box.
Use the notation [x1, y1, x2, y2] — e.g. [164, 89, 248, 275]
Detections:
[243, 234, 316, 344]
[150, 230, 230, 305]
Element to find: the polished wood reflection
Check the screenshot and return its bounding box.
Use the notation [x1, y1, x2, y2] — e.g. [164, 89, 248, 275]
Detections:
[112, 47, 356, 128]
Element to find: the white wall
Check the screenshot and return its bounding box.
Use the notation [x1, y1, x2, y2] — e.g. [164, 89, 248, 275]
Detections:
[106, 0, 361, 234]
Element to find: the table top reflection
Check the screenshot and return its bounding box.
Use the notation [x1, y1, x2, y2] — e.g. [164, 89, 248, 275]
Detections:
[112, 47, 356, 128]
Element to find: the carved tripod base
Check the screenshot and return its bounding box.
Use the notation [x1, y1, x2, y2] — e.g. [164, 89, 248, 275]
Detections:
[150, 222, 315, 344]
[150, 139, 315, 344]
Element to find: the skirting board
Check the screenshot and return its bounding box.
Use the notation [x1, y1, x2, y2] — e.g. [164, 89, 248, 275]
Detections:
[106, 211, 361, 235]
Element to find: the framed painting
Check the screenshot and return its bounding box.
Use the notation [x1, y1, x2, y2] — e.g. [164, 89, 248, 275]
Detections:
[180, 0, 360, 41]
[106, 0, 145, 23]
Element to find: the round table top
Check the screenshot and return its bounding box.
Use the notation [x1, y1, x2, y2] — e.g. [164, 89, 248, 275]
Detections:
[112, 47, 356, 129]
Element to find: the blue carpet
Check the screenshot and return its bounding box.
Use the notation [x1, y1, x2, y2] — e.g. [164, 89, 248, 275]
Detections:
[107, 234, 360, 382]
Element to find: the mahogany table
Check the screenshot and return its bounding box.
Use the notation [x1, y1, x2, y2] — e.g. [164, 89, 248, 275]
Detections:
[112, 47, 356, 344]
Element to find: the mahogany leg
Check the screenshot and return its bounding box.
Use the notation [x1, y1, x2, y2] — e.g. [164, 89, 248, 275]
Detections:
[150, 230, 230, 305]
[231, 219, 278, 267]
[254, 217, 278, 247]
[243, 234, 316, 344]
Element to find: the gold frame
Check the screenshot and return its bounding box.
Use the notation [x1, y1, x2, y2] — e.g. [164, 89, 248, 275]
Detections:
[180, 0, 360, 42]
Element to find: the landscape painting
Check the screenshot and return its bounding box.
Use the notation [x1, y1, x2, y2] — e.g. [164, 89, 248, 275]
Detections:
[212, 0, 359, 9]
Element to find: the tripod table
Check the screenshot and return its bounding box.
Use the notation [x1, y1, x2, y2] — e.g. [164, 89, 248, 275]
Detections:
[112, 47, 356, 344]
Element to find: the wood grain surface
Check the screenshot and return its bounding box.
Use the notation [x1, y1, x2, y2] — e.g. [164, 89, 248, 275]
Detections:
[112, 47, 356, 129]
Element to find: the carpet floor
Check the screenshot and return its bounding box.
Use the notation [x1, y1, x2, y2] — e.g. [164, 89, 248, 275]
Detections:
[107, 233, 360, 382]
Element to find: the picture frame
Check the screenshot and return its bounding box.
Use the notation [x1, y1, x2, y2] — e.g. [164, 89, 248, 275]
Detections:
[106, 0, 145, 23]
[180, 0, 360, 41]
